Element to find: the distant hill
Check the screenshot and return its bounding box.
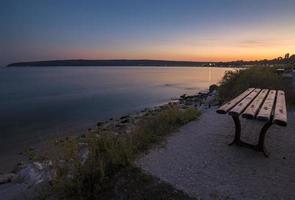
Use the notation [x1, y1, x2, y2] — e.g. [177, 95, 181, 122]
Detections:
[7, 54, 295, 67]
[7, 59, 208, 67]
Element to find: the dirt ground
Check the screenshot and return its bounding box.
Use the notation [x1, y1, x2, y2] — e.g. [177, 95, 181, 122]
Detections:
[138, 108, 295, 200]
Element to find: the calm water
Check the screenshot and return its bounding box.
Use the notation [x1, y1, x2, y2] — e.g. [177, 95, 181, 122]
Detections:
[0, 66, 233, 170]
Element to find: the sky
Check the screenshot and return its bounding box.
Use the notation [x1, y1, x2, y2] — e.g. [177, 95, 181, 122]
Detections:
[1, 0, 295, 65]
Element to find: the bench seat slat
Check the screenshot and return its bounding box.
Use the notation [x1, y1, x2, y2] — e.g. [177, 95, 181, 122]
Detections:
[256, 90, 276, 121]
[273, 90, 287, 126]
[229, 88, 261, 117]
[216, 88, 255, 114]
[242, 89, 269, 119]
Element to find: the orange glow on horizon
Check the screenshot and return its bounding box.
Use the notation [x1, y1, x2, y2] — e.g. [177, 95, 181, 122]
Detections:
[65, 48, 294, 62]
[62, 34, 295, 62]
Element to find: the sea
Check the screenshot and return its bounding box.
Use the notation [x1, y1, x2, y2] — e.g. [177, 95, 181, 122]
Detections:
[0, 66, 236, 171]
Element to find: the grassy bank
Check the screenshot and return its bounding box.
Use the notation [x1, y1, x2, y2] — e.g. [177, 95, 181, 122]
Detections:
[218, 66, 295, 107]
[42, 104, 200, 199]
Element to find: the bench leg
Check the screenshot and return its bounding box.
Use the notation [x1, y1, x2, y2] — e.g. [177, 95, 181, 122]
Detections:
[257, 119, 273, 157]
[229, 115, 241, 145]
[228, 116, 273, 157]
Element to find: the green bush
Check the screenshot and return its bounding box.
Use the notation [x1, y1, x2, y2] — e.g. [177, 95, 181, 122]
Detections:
[218, 67, 295, 106]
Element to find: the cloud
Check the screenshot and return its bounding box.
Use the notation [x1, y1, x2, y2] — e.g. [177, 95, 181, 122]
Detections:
[179, 36, 295, 49]
[236, 39, 290, 48]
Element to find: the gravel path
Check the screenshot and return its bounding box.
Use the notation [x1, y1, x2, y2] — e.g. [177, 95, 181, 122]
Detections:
[137, 108, 295, 200]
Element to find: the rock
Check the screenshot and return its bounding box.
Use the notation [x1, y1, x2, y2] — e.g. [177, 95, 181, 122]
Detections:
[79, 147, 89, 165]
[96, 121, 103, 127]
[0, 173, 16, 184]
[17, 162, 52, 186]
[115, 123, 126, 128]
[120, 118, 130, 123]
[209, 84, 218, 93]
[180, 94, 186, 99]
[211, 89, 217, 95]
[17, 162, 25, 167]
[120, 115, 129, 120]
[33, 162, 43, 171]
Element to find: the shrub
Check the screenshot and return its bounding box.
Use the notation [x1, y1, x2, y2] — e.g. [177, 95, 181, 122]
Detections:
[218, 67, 295, 106]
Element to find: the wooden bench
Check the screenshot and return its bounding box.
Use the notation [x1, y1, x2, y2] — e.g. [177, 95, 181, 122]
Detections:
[217, 88, 287, 157]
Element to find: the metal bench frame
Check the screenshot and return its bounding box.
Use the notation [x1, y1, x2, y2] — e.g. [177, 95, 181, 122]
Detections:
[229, 115, 273, 157]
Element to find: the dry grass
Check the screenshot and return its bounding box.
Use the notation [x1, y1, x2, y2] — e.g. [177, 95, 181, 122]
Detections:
[44, 105, 200, 199]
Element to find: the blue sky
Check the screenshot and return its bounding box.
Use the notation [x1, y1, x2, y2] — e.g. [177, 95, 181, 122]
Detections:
[1, 0, 295, 65]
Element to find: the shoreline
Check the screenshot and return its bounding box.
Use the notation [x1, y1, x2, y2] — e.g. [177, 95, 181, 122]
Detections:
[0, 83, 220, 200]
[0, 82, 216, 174]
[0, 85, 217, 179]
[0, 99, 175, 174]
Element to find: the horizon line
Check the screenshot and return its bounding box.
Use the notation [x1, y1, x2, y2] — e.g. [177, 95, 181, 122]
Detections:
[6, 54, 294, 66]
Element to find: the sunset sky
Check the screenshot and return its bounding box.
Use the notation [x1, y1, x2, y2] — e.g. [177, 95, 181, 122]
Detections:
[1, 0, 295, 65]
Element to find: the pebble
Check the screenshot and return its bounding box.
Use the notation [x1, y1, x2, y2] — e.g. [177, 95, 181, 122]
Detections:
[0, 173, 16, 184]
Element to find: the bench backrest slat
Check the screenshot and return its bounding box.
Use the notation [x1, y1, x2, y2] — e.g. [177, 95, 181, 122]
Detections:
[229, 88, 261, 117]
[216, 88, 255, 114]
[273, 90, 287, 126]
[242, 89, 269, 119]
[256, 90, 277, 121]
